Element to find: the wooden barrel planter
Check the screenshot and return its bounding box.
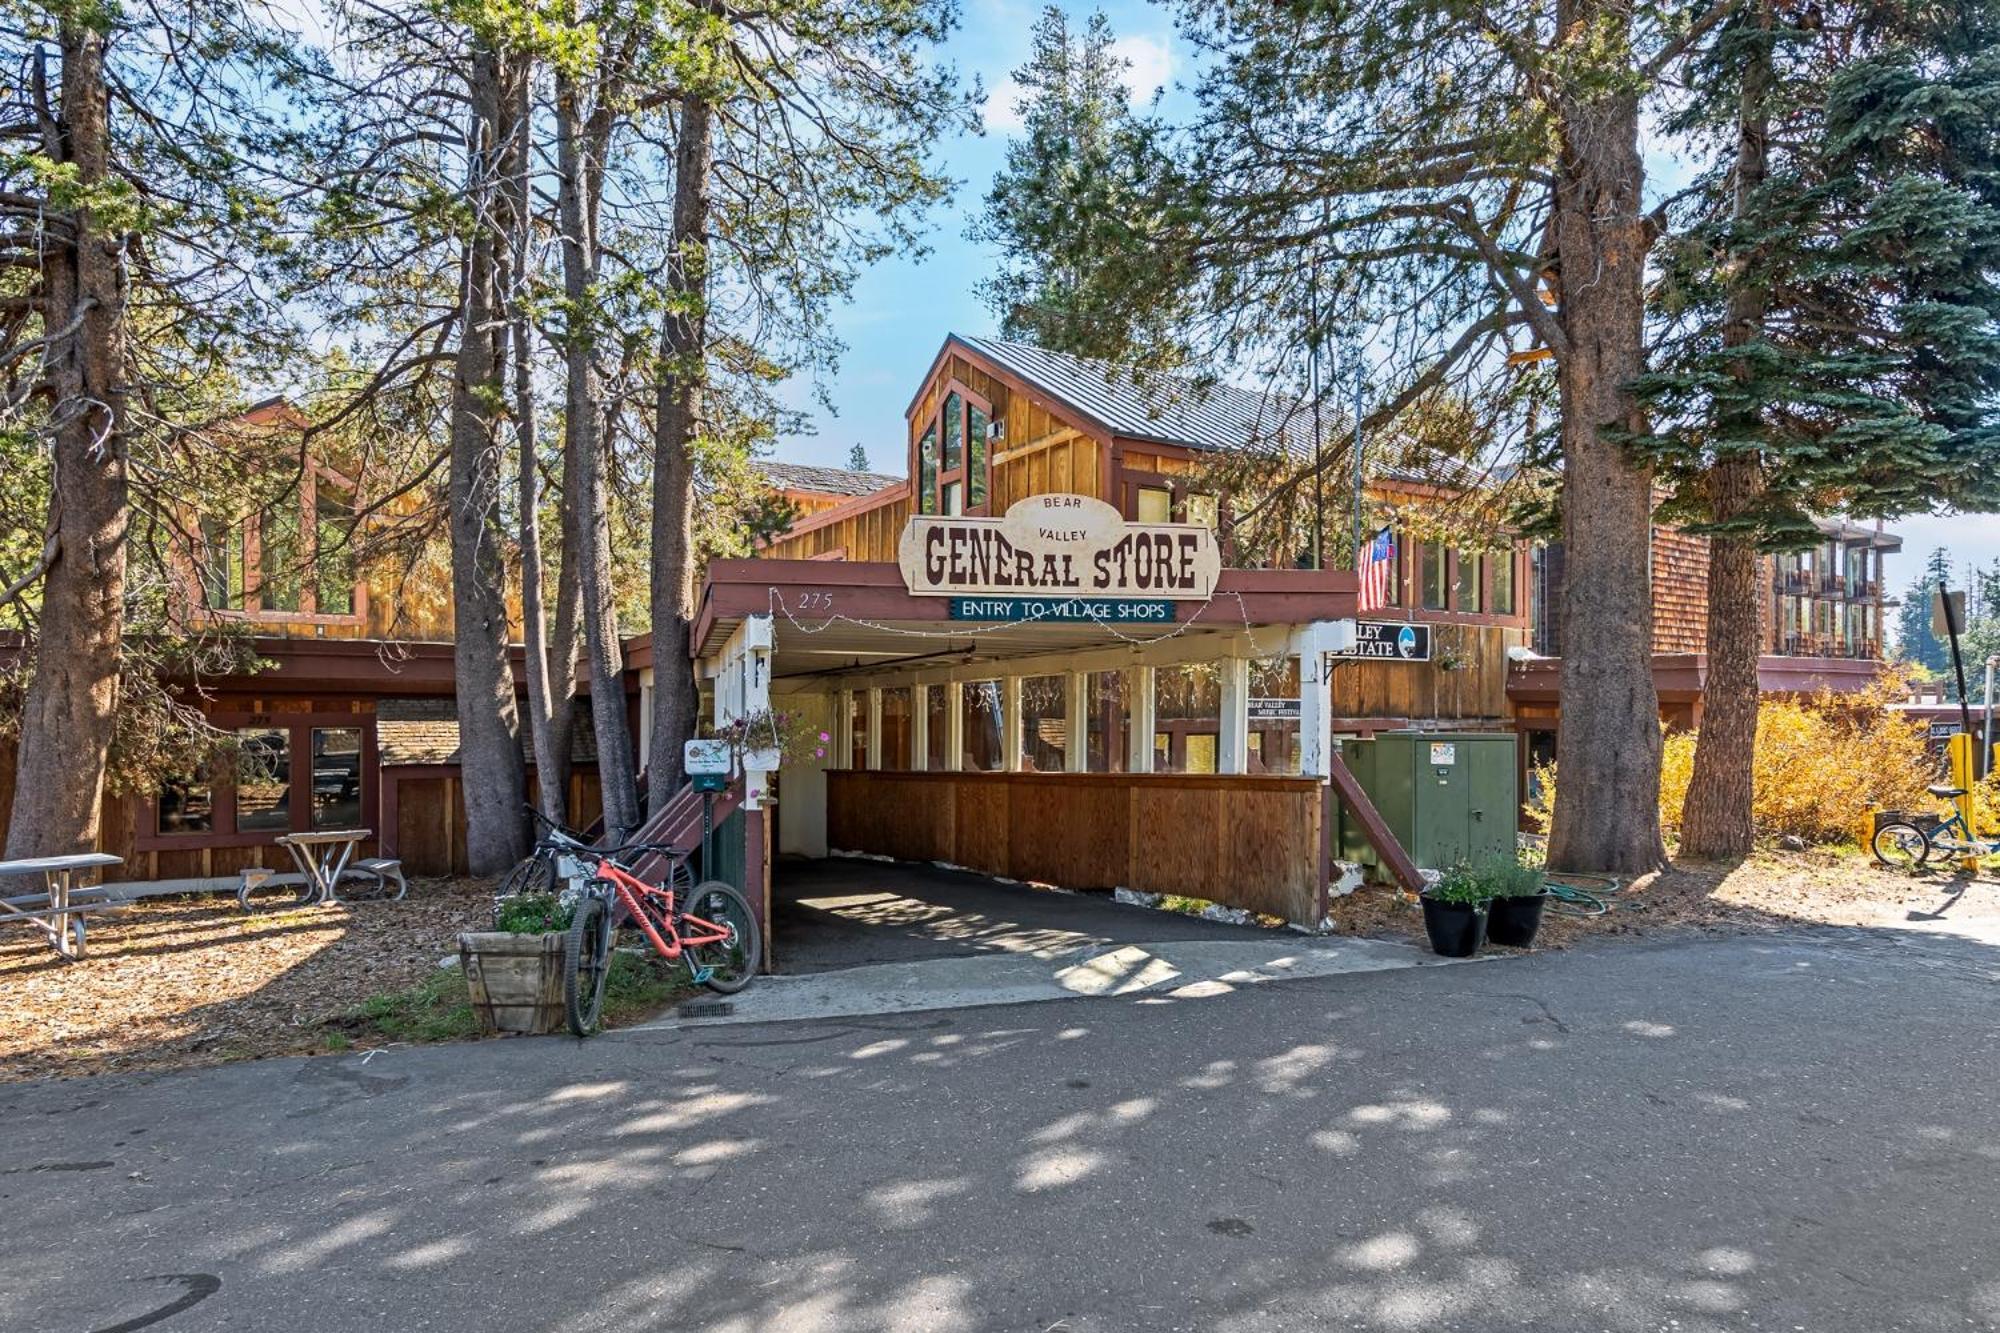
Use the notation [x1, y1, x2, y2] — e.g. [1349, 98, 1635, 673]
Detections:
[458, 932, 566, 1035]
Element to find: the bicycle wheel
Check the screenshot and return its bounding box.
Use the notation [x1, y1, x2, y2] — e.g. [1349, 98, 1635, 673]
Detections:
[495, 854, 555, 917]
[1872, 821, 1932, 869]
[683, 881, 761, 994]
[563, 891, 615, 1036]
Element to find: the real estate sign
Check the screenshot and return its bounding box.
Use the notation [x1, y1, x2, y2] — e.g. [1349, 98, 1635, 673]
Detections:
[1328, 621, 1433, 662]
[899, 493, 1220, 600]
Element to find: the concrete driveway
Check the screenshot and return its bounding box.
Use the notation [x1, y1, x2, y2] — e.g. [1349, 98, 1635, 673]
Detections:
[771, 855, 1280, 974]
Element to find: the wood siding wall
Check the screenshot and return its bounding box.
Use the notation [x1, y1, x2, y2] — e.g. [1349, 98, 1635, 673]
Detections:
[1651, 525, 1711, 654]
[915, 353, 1107, 514]
[827, 769, 1324, 924]
[762, 491, 911, 562]
[1334, 623, 1525, 722]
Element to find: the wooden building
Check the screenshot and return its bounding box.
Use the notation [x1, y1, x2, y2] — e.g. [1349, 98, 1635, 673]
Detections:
[660, 333, 1539, 927]
[0, 401, 605, 884]
[761, 334, 1534, 748]
[1512, 511, 1904, 778]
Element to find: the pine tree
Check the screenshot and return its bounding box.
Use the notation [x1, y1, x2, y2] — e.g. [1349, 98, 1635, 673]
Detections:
[970, 8, 1149, 354]
[0, 1, 301, 861]
[1641, 0, 2000, 857]
[1896, 548, 1954, 675]
[847, 444, 871, 472]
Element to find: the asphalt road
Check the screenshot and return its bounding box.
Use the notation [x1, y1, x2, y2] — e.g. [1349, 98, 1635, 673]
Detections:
[6, 924, 2000, 1333]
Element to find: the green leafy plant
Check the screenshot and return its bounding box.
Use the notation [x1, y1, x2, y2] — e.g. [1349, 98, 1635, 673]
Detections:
[1426, 859, 1544, 905]
[494, 893, 572, 934]
[1425, 864, 1493, 906]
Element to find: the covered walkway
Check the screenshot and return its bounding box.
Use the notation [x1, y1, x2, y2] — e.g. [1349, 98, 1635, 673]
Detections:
[773, 855, 1278, 975]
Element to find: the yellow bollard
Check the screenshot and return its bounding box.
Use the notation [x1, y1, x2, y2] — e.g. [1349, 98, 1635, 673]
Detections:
[1949, 732, 1978, 872]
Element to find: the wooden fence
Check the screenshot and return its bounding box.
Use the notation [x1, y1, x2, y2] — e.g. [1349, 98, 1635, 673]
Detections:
[827, 770, 1325, 925]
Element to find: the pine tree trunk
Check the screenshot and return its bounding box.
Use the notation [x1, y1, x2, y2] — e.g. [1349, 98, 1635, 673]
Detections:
[648, 92, 713, 811]
[555, 75, 641, 838]
[1680, 476, 1761, 858]
[504, 55, 577, 828]
[1678, 2, 1774, 863]
[447, 43, 530, 875]
[5, 26, 128, 863]
[1545, 0, 1668, 876]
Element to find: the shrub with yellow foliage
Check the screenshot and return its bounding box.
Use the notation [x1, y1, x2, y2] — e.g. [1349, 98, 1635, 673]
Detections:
[1526, 671, 1959, 848]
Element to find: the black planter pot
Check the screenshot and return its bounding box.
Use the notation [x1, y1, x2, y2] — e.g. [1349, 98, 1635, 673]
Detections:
[1486, 892, 1550, 948]
[1420, 895, 1487, 957]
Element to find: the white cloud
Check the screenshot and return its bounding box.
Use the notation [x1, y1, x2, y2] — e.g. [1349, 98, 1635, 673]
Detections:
[980, 31, 1177, 133]
[1111, 33, 1174, 103]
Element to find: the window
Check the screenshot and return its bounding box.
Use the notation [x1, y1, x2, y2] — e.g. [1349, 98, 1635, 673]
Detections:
[1492, 550, 1517, 616]
[1421, 544, 1447, 610]
[1085, 671, 1131, 772]
[913, 385, 993, 515]
[1385, 529, 1404, 606]
[258, 502, 303, 613]
[847, 693, 869, 769]
[311, 727, 364, 830]
[1136, 487, 1172, 523]
[198, 466, 360, 620]
[1248, 657, 1301, 774]
[1154, 664, 1222, 774]
[198, 513, 244, 611]
[880, 688, 913, 771]
[942, 392, 963, 471]
[157, 767, 215, 835]
[149, 714, 375, 846]
[968, 404, 990, 508]
[926, 686, 950, 768]
[235, 728, 293, 833]
[1019, 675, 1067, 771]
[961, 680, 1004, 771]
[1456, 550, 1484, 613]
[917, 426, 938, 515]
[315, 486, 356, 616]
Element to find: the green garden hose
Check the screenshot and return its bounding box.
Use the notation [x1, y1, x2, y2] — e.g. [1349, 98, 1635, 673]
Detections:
[1543, 873, 1625, 916]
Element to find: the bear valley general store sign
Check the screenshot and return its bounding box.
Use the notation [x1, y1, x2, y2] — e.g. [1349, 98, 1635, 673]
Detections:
[899, 494, 1221, 600]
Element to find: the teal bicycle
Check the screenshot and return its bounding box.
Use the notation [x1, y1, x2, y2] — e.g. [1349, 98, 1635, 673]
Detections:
[1871, 784, 1999, 868]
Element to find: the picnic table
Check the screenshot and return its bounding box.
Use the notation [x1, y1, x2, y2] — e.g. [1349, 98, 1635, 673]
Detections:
[276, 829, 372, 907]
[0, 853, 125, 961]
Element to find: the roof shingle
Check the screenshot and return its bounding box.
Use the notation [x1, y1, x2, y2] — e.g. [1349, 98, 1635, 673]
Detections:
[756, 460, 903, 498]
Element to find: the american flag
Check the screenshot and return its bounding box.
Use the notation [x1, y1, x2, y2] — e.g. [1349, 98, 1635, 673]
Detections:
[1357, 527, 1396, 614]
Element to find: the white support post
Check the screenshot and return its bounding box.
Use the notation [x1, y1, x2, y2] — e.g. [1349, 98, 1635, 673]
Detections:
[911, 683, 930, 772]
[1218, 656, 1250, 774]
[943, 681, 965, 772]
[835, 689, 853, 770]
[1065, 671, 1089, 772]
[739, 615, 774, 806]
[1003, 676, 1024, 772]
[1293, 620, 1354, 779]
[637, 669, 654, 772]
[865, 687, 883, 771]
[1129, 665, 1157, 773]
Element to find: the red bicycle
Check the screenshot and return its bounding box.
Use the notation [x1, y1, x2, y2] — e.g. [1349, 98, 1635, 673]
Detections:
[562, 839, 762, 1036]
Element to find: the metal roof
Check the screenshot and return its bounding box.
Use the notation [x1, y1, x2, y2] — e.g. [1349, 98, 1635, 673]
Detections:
[756, 460, 904, 498]
[958, 335, 1323, 457]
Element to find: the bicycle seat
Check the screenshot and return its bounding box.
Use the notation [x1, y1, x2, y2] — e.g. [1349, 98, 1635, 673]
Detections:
[1929, 784, 1967, 800]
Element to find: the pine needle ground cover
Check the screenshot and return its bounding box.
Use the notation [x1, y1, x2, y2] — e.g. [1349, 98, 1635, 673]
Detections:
[0, 880, 686, 1082]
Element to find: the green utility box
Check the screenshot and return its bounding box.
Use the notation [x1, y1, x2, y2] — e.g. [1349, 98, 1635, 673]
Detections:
[1338, 730, 1518, 875]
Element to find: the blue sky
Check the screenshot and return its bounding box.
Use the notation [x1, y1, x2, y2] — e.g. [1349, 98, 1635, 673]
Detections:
[775, 0, 1183, 473]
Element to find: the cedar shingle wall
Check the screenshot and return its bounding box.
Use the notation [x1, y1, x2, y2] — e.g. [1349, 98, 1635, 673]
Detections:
[1651, 526, 1710, 653]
